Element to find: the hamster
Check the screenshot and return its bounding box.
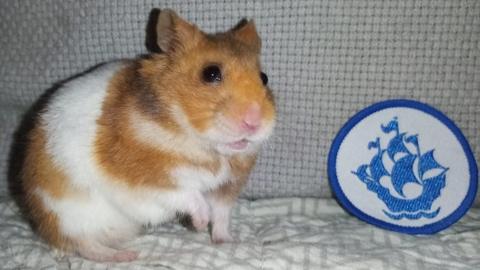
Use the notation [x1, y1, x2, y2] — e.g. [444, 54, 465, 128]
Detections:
[18, 9, 276, 262]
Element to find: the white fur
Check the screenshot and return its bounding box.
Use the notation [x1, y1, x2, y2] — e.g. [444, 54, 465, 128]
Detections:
[36, 188, 139, 244]
[42, 62, 123, 191]
[171, 156, 231, 191]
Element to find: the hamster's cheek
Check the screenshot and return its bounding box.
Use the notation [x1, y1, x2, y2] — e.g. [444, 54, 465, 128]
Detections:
[199, 114, 241, 141]
[201, 125, 232, 144]
[250, 118, 276, 142]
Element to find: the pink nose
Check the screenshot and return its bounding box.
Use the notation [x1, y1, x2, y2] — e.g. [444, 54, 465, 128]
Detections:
[241, 103, 262, 133]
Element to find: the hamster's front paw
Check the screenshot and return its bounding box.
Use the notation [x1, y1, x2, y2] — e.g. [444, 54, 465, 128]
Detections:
[188, 192, 210, 231]
[211, 230, 234, 244]
[207, 197, 235, 244]
[210, 212, 235, 244]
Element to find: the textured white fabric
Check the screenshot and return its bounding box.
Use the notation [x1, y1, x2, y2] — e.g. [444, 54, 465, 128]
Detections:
[0, 196, 479, 270]
[0, 0, 479, 200]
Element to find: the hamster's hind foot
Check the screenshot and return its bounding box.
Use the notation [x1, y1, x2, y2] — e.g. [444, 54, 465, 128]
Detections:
[76, 239, 139, 262]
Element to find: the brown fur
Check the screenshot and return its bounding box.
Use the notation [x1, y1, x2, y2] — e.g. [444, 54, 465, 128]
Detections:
[95, 64, 225, 188]
[21, 124, 75, 251]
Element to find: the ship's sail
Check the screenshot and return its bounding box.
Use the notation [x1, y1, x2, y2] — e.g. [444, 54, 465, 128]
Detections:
[386, 133, 411, 161]
[419, 150, 445, 180]
[367, 138, 390, 181]
[370, 150, 389, 181]
[390, 154, 421, 197]
[382, 149, 395, 173]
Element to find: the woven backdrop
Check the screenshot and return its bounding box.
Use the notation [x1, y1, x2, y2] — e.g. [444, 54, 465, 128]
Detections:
[0, 0, 478, 200]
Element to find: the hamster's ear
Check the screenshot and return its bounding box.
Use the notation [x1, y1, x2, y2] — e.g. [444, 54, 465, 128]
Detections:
[145, 8, 161, 53]
[231, 19, 261, 53]
[155, 9, 201, 53]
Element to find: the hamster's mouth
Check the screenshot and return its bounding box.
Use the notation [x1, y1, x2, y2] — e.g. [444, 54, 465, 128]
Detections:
[225, 138, 250, 150]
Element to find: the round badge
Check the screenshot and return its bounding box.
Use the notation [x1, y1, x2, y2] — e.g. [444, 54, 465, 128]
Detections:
[328, 99, 478, 234]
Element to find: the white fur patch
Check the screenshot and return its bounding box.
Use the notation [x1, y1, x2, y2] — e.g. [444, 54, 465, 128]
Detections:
[42, 61, 125, 190]
[36, 184, 199, 241]
[36, 188, 138, 243]
[171, 156, 231, 191]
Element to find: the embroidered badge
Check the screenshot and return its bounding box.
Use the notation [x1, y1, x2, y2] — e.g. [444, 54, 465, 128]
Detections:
[328, 100, 477, 234]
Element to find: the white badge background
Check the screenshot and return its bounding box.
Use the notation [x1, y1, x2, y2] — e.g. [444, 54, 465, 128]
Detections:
[336, 107, 470, 227]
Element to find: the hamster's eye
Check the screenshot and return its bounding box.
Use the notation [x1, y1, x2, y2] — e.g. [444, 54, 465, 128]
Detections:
[260, 72, 268, 85]
[202, 65, 222, 83]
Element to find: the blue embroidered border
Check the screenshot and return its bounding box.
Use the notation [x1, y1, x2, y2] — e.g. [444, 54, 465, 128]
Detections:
[328, 99, 478, 234]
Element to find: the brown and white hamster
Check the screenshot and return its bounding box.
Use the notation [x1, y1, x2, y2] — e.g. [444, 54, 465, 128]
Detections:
[18, 9, 275, 262]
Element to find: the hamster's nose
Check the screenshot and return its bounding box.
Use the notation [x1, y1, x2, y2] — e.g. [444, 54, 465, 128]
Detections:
[241, 103, 261, 133]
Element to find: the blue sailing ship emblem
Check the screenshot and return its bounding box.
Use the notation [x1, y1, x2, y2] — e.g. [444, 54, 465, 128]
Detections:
[352, 117, 449, 220]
